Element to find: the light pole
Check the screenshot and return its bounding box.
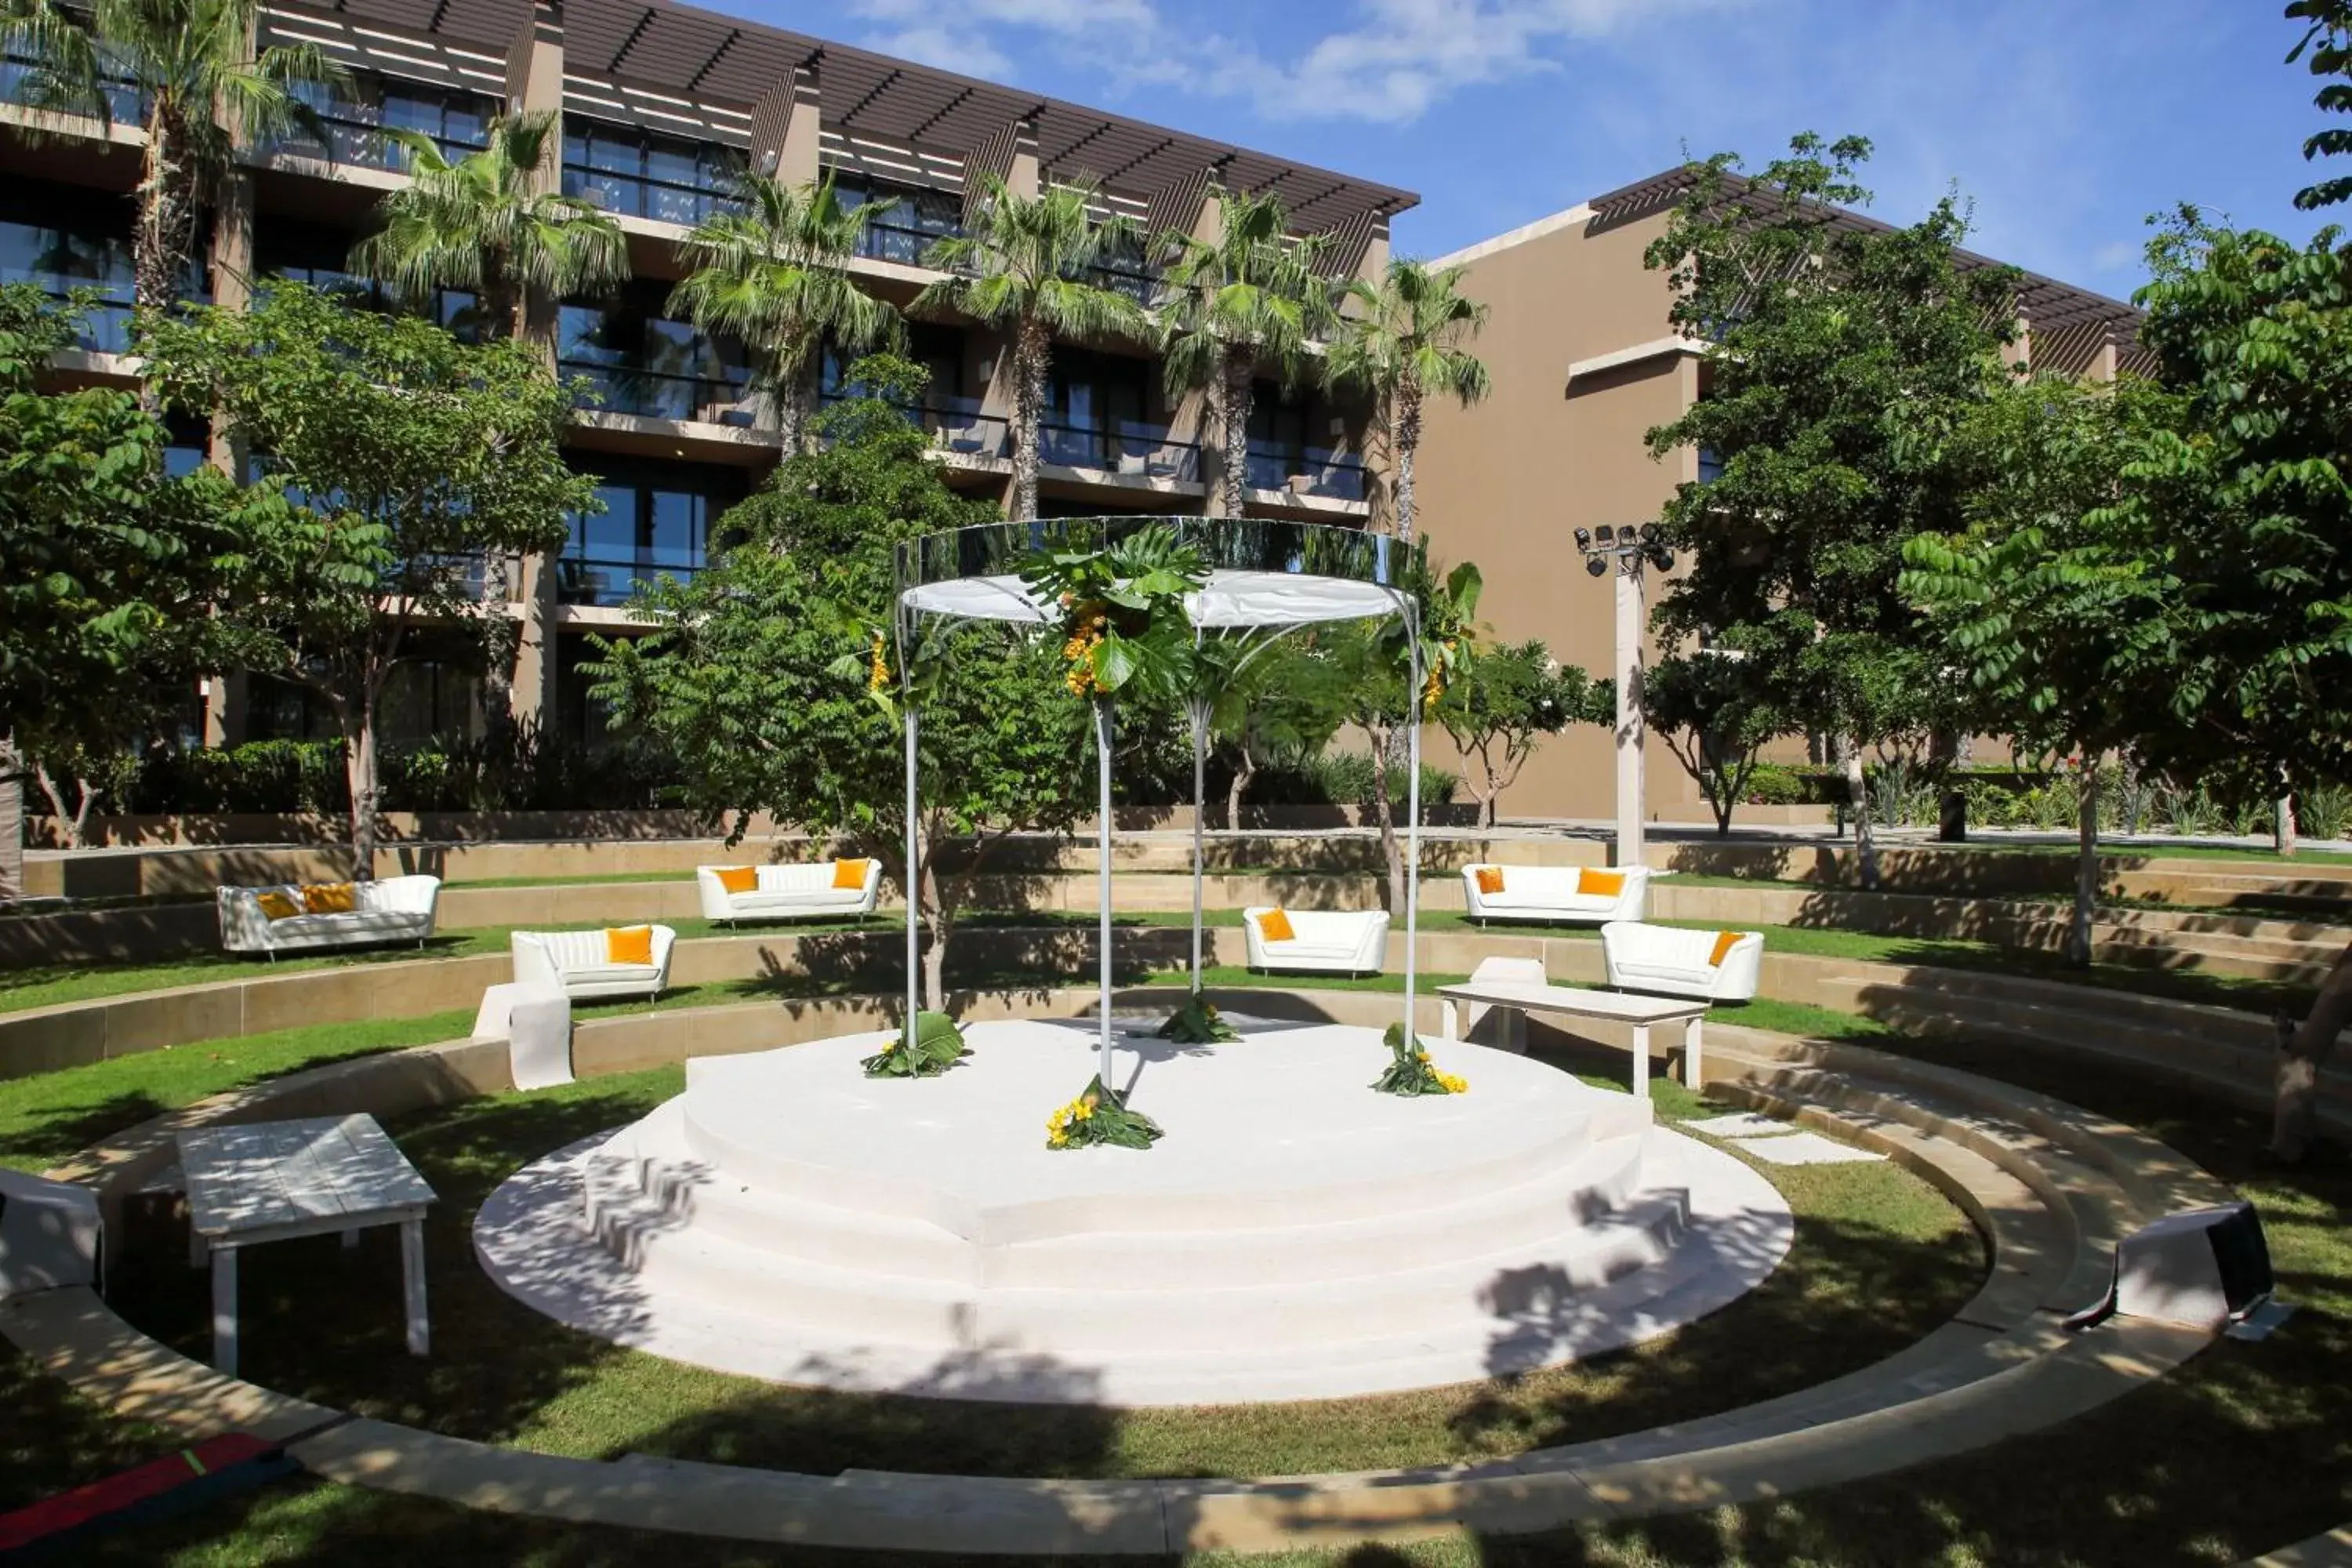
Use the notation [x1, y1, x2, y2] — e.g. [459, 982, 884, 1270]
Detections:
[1574, 524, 1674, 869]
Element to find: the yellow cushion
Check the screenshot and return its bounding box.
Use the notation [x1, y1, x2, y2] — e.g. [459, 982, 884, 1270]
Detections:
[833, 858, 873, 891]
[301, 882, 357, 915]
[254, 890, 302, 921]
[1258, 908, 1295, 943]
[1709, 931, 1749, 967]
[1577, 869, 1627, 898]
[713, 866, 758, 895]
[606, 925, 655, 966]
[1474, 867, 1506, 895]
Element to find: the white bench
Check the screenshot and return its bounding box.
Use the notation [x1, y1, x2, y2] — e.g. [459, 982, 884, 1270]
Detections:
[510, 926, 677, 1002]
[217, 874, 441, 956]
[1437, 977, 1707, 1097]
[1242, 907, 1389, 975]
[177, 1113, 437, 1377]
[696, 860, 884, 926]
[1461, 864, 1650, 925]
[1602, 920, 1764, 1002]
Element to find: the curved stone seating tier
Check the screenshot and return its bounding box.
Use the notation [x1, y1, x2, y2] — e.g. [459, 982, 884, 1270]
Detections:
[488, 1021, 1787, 1405]
[3, 985, 2244, 1557]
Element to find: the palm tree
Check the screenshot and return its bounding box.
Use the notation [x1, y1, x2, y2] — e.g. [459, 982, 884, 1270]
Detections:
[1327, 257, 1491, 546]
[348, 110, 625, 345]
[914, 174, 1149, 521]
[2, 0, 340, 321]
[669, 173, 896, 453]
[1157, 189, 1338, 517]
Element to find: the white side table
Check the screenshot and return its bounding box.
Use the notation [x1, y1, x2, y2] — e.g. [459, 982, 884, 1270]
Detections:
[177, 1114, 437, 1378]
[474, 981, 575, 1090]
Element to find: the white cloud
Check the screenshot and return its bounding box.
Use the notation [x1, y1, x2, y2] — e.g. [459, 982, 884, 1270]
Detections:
[862, 22, 1014, 79]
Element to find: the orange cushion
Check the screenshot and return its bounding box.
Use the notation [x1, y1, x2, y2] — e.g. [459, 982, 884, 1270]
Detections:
[1577, 869, 1627, 898]
[255, 890, 302, 921]
[1258, 908, 1295, 942]
[606, 925, 655, 966]
[1474, 867, 1506, 895]
[300, 882, 357, 915]
[1709, 931, 1749, 966]
[713, 866, 757, 895]
[833, 858, 872, 891]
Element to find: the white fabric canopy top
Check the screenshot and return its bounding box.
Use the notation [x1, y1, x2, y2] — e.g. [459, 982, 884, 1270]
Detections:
[900, 569, 1404, 630]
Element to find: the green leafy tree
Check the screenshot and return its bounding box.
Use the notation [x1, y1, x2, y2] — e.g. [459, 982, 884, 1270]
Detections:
[1327, 257, 1491, 544]
[2290, 0, 2352, 209]
[914, 176, 1149, 521]
[2, 0, 339, 324]
[670, 174, 897, 455]
[1903, 375, 2180, 964]
[1438, 640, 1607, 829]
[1159, 189, 1338, 517]
[1642, 134, 2017, 888]
[1645, 649, 1786, 839]
[0, 285, 289, 897]
[143, 283, 591, 877]
[1193, 636, 1349, 828]
[348, 111, 625, 344]
[587, 357, 1092, 1005]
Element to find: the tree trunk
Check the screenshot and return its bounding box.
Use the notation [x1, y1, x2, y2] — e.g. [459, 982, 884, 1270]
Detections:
[1392, 382, 1422, 544]
[2277, 793, 2299, 858]
[31, 762, 96, 850]
[2067, 752, 2099, 968]
[0, 736, 22, 904]
[2275, 938, 2352, 1160]
[340, 698, 382, 882]
[775, 369, 811, 457]
[1227, 731, 1255, 830]
[134, 110, 198, 413]
[919, 853, 949, 1007]
[1009, 317, 1050, 521]
[1709, 767, 1736, 837]
[478, 561, 519, 748]
[1842, 743, 1879, 891]
[1366, 724, 1402, 913]
[1217, 349, 1254, 517]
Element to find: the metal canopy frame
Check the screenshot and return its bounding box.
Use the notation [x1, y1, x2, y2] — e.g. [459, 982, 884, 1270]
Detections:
[893, 517, 1425, 1093]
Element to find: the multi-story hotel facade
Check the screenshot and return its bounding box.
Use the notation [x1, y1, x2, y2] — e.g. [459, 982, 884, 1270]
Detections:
[1411, 171, 2155, 823]
[4, 0, 1414, 748]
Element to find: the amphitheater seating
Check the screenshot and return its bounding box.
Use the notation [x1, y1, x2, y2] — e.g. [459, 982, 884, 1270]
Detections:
[216, 875, 441, 956]
[1242, 907, 1389, 975]
[1461, 864, 1650, 925]
[696, 861, 884, 926]
[1601, 920, 1763, 1002]
[510, 926, 676, 1001]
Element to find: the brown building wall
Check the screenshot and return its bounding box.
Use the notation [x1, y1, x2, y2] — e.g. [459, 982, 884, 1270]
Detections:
[1413, 205, 1709, 822]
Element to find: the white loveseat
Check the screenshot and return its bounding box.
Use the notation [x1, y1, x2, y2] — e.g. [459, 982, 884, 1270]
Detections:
[1242, 907, 1390, 975]
[1601, 920, 1763, 1002]
[218, 875, 441, 956]
[1461, 864, 1650, 925]
[696, 860, 884, 926]
[510, 926, 677, 1001]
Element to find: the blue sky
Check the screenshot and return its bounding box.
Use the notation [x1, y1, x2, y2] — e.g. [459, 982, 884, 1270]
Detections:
[731, 0, 2336, 302]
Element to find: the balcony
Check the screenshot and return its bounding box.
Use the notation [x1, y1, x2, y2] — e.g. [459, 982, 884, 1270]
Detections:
[564, 124, 742, 229]
[557, 555, 702, 609]
[1248, 442, 1367, 503]
[1086, 262, 1160, 308]
[1042, 419, 1200, 482]
[5, 270, 134, 354]
[564, 359, 754, 426]
[2, 53, 141, 125]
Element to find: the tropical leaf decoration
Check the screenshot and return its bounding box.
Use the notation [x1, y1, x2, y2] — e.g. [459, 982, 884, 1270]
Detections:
[862, 1010, 970, 1077]
[1157, 992, 1240, 1044]
[1018, 524, 1207, 702]
[1372, 1022, 1468, 1096]
[1046, 1075, 1163, 1149]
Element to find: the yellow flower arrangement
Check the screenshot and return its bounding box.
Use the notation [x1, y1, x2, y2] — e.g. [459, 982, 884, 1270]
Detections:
[1044, 1075, 1163, 1150]
[867, 631, 891, 693]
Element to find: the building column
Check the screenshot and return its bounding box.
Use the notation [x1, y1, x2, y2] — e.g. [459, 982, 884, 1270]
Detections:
[752, 64, 821, 188]
[506, 1, 564, 737]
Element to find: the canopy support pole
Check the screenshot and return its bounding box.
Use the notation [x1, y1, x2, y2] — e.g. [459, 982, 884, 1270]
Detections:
[1096, 698, 1115, 1087]
[1186, 692, 1209, 994]
[904, 705, 920, 1033]
[1405, 607, 1422, 1044]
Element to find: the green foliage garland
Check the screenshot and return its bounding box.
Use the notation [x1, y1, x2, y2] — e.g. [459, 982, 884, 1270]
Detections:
[861, 1011, 969, 1078]
[1372, 1023, 1467, 1098]
[1156, 993, 1240, 1044]
[1046, 1075, 1163, 1150]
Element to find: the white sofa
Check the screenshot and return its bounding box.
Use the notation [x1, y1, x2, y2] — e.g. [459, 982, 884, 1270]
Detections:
[696, 860, 884, 926]
[1601, 920, 1763, 1002]
[218, 875, 441, 956]
[1242, 907, 1390, 975]
[510, 926, 677, 1002]
[1461, 864, 1650, 925]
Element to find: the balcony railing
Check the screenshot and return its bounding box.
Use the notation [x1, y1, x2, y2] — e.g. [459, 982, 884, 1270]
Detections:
[275, 108, 487, 173]
[564, 361, 754, 426]
[557, 556, 703, 608]
[5, 270, 133, 353]
[855, 218, 961, 270]
[1087, 264, 1160, 307]
[1248, 443, 1367, 503]
[562, 164, 741, 227]
[1041, 419, 1200, 482]
[2, 55, 141, 123]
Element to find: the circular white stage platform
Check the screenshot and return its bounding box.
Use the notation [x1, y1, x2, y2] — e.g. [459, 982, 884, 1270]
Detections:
[475, 1020, 1793, 1406]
